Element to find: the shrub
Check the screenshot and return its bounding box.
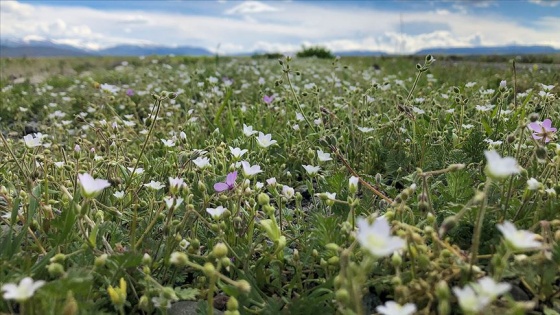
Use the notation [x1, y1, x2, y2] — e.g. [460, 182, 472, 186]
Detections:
[296, 46, 334, 59]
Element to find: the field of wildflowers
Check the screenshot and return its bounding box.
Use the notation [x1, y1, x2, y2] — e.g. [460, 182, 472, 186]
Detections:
[0, 54, 559, 315]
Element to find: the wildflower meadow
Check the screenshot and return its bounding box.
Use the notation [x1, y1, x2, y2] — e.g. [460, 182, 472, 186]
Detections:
[1, 54, 559, 315]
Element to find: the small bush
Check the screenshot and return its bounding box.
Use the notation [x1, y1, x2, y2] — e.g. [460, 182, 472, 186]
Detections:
[296, 46, 334, 59]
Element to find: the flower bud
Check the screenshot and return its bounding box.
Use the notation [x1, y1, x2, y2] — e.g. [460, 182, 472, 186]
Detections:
[391, 252, 402, 267]
[48, 262, 65, 277]
[529, 113, 539, 122]
[213, 242, 228, 259]
[328, 256, 339, 265]
[439, 216, 457, 236]
[257, 193, 270, 205]
[221, 257, 231, 268]
[335, 288, 350, 304]
[139, 295, 150, 310]
[203, 262, 215, 276]
[50, 253, 67, 263]
[235, 279, 251, 293]
[94, 254, 108, 267]
[536, 146, 547, 160]
[348, 176, 359, 194]
[325, 243, 340, 252]
[169, 252, 189, 267]
[227, 296, 239, 311]
[142, 253, 152, 265]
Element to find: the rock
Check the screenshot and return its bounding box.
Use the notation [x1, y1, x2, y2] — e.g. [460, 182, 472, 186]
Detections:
[509, 283, 531, 301]
[168, 301, 224, 315]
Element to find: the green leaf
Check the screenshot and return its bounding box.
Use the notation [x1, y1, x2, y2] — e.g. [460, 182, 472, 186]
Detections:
[544, 307, 560, 315]
[89, 222, 99, 248]
[174, 287, 199, 301]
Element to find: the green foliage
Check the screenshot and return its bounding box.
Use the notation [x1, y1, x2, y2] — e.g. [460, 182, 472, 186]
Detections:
[296, 46, 335, 59]
[0, 54, 558, 314]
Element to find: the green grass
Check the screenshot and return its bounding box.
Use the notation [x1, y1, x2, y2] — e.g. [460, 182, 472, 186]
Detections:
[0, 54, 559, 315]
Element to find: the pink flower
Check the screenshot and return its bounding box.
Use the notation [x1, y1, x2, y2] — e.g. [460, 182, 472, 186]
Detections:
[214, 171, 237, 192]
[263, 95, 274, 104]
[528, 119, 556, 143]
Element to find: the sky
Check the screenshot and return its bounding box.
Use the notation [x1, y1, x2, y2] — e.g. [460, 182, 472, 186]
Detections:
[1, 0, 560, 54]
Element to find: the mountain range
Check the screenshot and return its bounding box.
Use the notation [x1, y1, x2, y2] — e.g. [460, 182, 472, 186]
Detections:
[1, 39, 559, 58]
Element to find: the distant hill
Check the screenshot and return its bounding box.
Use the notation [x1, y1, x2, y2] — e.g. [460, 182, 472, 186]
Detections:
[1, 39, 559, 58]
[0, 40, 211, 58]
[0, 39, 94, 57]
[334, 50, 388, 56]
[415, 45, 560, 55]
[97, 45, 211, 56]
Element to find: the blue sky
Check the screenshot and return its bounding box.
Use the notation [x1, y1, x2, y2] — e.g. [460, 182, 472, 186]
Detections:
[2, 0, 559, 54]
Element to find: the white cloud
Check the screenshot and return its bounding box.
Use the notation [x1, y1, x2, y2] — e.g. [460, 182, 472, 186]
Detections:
[225, 1, 279, 15]
[1, 0, 559, 54]
[529, 0, 559, 6]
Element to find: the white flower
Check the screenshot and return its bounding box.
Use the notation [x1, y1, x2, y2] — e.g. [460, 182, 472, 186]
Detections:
[497, 221, 541, 250]
[193, 156, 211, 169]
[78, 173, 111, 198]
[242, 124, 258, 137]
[23, 134, 43, 148]
[241, 161, 262, 177]
[144, 181, 165, 190]
[164, 196, 184, 210]
[255, 182, 264, 189]
[453, 285, 490, 313]
[484, 139, 503, 146]
[357, 126, 374, 133]
[206, 206, 227, 219]
[295, 112, 305, 121]
[54, 161, 65, 168]
[302, 165, 320, 175]
[169, 252, 188, 266]
[465, 81, 477, 88]
[484, 150, 520, 179]
[179, 239, 190, 249]
[376, 301, 417, 315]
[357, 217, 405, 257]
[500, 80, 507, 89]
[168, 177, 185, 191]
[412, 106, 425, 114]
[127, 167, 144, 176]
[474, 277, 511, 299]
[526, 178, 541, 190]
[256, 132, 277, 148]
[462, 124, 474, 129]
[113, 191, 125, 199]
[349, 176, 359, 191]
[475, 105, 491, 112]
[282, 185, 295, 199]
[316, 192, 336, 201]
[316, 149, 332, 162]
[161, 139, 175, 147]
[266, 177, 277, 186]
[2, 277, 46, 302]
[100, 83, 120, 94]
[540, 83, 555, 91]
[229, 147, 248, 159]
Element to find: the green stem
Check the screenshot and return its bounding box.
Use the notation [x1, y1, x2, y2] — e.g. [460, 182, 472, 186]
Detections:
[0, 133, 31, 179]
[124, 97, 163, 192]
[469, 177, 492, 278]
